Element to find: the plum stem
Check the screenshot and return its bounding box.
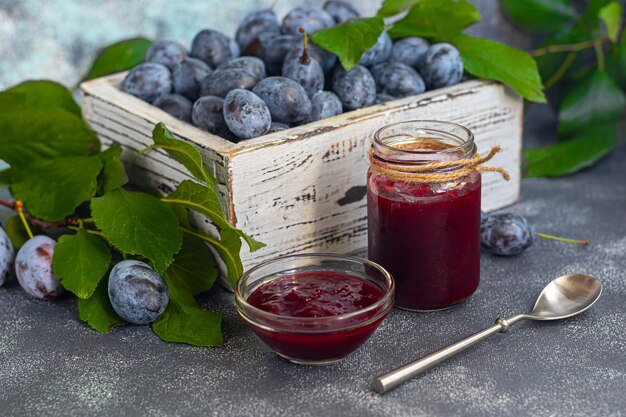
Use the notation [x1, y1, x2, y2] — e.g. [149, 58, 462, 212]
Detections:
[298, 27, 310, 65]
[536, 232, 589, 245]
[15, 200, 34, 239]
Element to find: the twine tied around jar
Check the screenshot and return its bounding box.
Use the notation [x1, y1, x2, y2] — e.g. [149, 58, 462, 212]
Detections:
[368, 145, 511, 183]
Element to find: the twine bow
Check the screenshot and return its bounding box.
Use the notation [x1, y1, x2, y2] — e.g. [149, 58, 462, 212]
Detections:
[369, 146, 511, 183]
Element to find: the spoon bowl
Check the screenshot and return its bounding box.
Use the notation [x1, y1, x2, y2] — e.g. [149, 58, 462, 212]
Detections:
[529, 274, 602, 320]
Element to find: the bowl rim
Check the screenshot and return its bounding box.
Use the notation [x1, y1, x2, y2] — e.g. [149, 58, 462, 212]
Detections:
[234, 253, 395, 329]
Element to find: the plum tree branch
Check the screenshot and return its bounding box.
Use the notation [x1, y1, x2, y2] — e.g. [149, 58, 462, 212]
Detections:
[0, 199, 80, 228]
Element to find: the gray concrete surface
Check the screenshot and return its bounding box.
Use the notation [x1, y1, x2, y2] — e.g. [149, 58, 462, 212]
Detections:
[0, 142, 624, 416]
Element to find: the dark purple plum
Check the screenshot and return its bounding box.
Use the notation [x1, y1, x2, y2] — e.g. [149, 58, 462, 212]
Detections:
[267, 122, 290, 133]
[481, 213, 536, 256]
[390, 37, 430, 68]
[283, 41, 337, 74]
[248, 33, 300, 75]
[108, 260, 169, 325]
[145, 40, 188, 70]
[236, 9, 281, 51]
[0, 227, 14, 287]
[223, 89, 272, 139]
[370, 61, 425, 98]
[15, 235, 63, 300]
[153, 94, 193, 122]
[219, 57, 266, 81]
[172, 57, 212, 100]
[253, 76, 312, 123]
[359, 31, 392, 67]
[323, 1, 359, 23]
[417, 43, 464, 89]
[374, 93, 396, 104]
[192, 95, 228, 135]
[331, 65, 376, 110]
[191, 29, 239, 68]
[282, 29, 324, 97]
[308, 91, 343, 121]
[121, 63, 172, 103]
[199, 68, 258, 97]
[282, 7, 335, 35]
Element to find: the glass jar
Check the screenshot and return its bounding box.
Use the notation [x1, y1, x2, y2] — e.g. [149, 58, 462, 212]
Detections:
[367, 120, 481, 311]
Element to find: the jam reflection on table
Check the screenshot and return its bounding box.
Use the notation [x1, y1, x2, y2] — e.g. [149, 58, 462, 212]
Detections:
[367, 170, 481, 311]
[246, 271, 385, 362]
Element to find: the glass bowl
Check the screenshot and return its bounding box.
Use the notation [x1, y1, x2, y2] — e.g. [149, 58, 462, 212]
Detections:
[235, 253, 395, 365]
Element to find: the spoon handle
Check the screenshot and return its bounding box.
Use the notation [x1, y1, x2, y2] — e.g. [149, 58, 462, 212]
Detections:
[373, 318, 513, 394]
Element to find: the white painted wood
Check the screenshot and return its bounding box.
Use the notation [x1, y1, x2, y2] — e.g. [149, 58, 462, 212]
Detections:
[80, 73, 523, 288]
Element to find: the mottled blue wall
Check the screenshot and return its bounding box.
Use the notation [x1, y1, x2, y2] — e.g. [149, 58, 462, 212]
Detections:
[0, 0, 529, 89]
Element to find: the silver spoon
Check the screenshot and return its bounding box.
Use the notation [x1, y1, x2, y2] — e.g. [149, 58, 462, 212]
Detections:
[373, 274, 602, 394]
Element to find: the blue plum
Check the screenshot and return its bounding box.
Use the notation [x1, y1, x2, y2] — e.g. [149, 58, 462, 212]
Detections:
[121, 63, 172, 103]
[199, 68, 258, 97]
[219, 57, 266, 81]
[417, 43, 464, 89]
[331, 65, 376, 110]
[108, 260, 169, 325]
[374, 93, 396, 104]
[359, 31, 392, 67]
[323, 1, 359, 24]
[236, 9, 281, 51]
[267, 122, 290, 133]
[390, 37, 430, 68]
[282, 7, 335, 35]
[15, 235, 63, 299]
[153, 94, 193, 122]
[283, 41, 337, 74]
[480, 213, 536, 256]
[0, 227, 14, 287]
[145, 40, 188, 70]
[370, 61, 425, 98]
[253, 76, 312, 123]
[223, 89, 272, 139]
[191, 29, 239, 68]
[172, 57, 212, 100]
[252, 33, 300, 75]
[282, 40, 325, 97]
[308, 91, 343, 121]
[191, 95, 228, 135]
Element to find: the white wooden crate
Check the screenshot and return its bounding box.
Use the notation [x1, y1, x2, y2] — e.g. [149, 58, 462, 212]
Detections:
[80, 73, 522, 283]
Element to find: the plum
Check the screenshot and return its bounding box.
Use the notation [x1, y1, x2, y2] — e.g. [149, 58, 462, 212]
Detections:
[15, 235, 63, 299]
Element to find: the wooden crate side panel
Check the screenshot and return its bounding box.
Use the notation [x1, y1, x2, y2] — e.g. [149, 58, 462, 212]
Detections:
[80, 82, 231, 202]
[230, 83, 522, 269]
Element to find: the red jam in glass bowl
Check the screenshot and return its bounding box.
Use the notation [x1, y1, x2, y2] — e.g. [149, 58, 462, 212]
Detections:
[235, 254, 395, 365]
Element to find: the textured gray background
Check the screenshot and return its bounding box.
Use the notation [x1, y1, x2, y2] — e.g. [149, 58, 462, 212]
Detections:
[0, 0, 532, 90]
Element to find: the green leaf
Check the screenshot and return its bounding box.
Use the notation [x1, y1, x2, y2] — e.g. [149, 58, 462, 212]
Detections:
[0, 80, 81, 116]
[558, 70, 626, 138]
[78, 278, 126, 333]
[152, 273, 222, 347]
[599, 1, 623, 42]
[83, 38, 152, 81]
[388, 0, 480, 39]
[151, 123, 218, 191]
[607, 36, 626, 90]
[450, 34, 547, 103]
[91, 189, 183, 274]
[10, 156, 103, 221]
[311, 17, 384, 71]
[0, 108, 100, 169]
[53, 227, 111, 299]
[97, 145, 128, 194]
[525, 125, 616, 177]
[167, 234, 218, 296]
[377, 0, 419, 17]
[501, 0, 578, 33]
[162, 180, 265, 252]
[4, 215, 41, 249]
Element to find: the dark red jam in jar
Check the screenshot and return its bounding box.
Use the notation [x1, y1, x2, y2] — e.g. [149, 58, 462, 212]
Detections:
[235, 254, 394, 365]
[367, 121, 481, 311]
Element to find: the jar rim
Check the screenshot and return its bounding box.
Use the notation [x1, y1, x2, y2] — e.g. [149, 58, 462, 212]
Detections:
[373, 120, 475, 156]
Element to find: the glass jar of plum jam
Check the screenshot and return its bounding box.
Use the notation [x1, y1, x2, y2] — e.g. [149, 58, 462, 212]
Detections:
[367, 121, 481, 311]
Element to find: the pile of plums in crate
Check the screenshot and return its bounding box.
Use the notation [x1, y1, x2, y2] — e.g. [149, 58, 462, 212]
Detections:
[120, 1, 464, 142]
